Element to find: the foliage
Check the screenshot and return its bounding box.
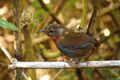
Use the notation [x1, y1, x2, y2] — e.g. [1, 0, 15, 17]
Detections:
[0, 19, 18, 30]
[0, 0, 120, 80]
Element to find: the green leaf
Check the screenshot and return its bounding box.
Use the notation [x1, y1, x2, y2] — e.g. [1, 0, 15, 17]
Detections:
[0, 19, 18, 31]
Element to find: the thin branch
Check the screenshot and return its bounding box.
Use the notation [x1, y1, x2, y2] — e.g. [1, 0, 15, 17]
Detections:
[51, 69, 64, 80]
[23, 25, 35, 61]
[33, 0, 66, 33]
[0, 42, 15, 63]
[100, 1, 120, 27]
[12, 0, 25, 80]
[9, 60, 120, 69]
[94, 68, 106, 80]
[80, 0, 88, 29]
[12, 0, 22, 61]
[38, 0, 61, 24]
[21, 71, 29, 80]
[87, 0, 97, 35]
[98, 3, 120, 16]
[100, 28, 120, 43]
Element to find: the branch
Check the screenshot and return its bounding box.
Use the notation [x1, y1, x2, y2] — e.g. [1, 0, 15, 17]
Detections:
[98, 3, 120, 16]
[51, 69, 64, 80]
[87, 0, 97, 35]
[80, 0, 88, 29]
[0, 42, 15, 63]
[9, 60, 120, 69]
[100, 27, 120, 43]
[38, 0, 61, 24]
[33, 0, 66, 33]
[1, 39, 120, 69]
[12, 0, 22, 61]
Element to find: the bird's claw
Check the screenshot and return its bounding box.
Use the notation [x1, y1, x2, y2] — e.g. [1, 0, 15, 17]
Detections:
[65, 58, 80, 68]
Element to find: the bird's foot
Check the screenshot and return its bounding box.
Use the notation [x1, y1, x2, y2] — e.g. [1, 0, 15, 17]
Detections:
[69, 58, 80, 64]
[66, 58, 80, 68]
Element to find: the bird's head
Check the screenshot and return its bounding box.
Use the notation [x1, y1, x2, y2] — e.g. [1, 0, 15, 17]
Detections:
[41, 24, 66, 36]
[40, 23, 66, 42]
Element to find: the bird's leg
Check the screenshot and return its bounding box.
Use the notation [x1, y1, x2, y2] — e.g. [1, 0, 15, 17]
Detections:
[57, 57, 79, 68]
[70, 58, 80, 64]
[67, 54, 93, 68]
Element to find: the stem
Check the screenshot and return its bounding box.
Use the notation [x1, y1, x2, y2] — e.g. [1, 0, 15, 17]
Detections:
[22, 25, 37, 80]
[9, 60, 120, 69]
[33, 0, 66, 33]
[87, 0, 97, 35]
[80, 0, 88, 29]
[12, 0, 22, 80]
[38, 0, 61, 24]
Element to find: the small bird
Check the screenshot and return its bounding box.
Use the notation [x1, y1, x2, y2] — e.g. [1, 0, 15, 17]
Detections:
[40, 23, 99, 63]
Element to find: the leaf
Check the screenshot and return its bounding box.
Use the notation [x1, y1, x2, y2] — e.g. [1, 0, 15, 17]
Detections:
[0, 19, 18, 31]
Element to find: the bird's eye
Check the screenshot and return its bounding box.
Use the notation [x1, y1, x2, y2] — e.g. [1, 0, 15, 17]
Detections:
[49, 29, 54, 33]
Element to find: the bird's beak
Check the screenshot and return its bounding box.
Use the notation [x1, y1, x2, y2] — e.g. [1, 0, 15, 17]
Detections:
[39, 27, 49, 35]
[40, 29, 46, 32]
[39, 28, 49, 34]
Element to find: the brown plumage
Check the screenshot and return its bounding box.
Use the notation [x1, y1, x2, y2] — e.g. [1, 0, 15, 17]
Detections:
[41, 24, 99, 62]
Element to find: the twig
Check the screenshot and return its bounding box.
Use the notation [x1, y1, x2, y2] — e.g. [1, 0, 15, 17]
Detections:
[12, 0, 26, 80]
[80, 0, 88, 29]
[22, 12, 37, 80]
[100, 1, 120, 27]
[110, 70, 120, 79]
[0, 42, 15, 63]
[8, 60, 120, 69]
[12, 0, 22, 61]
[38, 0, 61, 24]
[51, 69, 64, 80]
[100, 28, 120, 43]
[98, 3, 120, 16]
[94, 68, 106, 80]
[87, 0, 97, 35]
[23, 25, 35, 61]
[85, 2, 103, 80]
[33, 0, 66, 33]
[21, 71, 29, 80]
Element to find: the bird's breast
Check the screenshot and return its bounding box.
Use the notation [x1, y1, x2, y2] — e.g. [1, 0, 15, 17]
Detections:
[51, 36, 60, 43]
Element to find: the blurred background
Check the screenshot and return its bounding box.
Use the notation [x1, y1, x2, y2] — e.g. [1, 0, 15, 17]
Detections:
[0, 0, 120, 80]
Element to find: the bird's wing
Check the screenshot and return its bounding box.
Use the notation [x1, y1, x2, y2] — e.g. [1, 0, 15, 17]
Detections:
[65, 42, 93, 49]
[60, 31, 95, 47]
[57, 31, 96, 57]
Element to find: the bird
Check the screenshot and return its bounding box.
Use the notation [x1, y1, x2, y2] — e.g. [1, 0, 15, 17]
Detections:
[40, 23, 99, 63]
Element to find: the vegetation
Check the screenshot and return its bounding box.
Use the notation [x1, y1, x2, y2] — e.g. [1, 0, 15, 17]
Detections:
[0, 0, 120, 80]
